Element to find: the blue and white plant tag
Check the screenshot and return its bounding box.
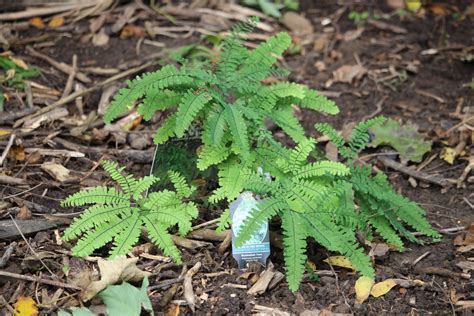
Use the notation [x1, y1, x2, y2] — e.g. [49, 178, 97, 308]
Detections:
[230, 191, 270, 269]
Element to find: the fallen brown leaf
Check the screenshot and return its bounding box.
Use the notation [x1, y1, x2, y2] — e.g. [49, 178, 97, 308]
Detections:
[281, 12, 314, 35]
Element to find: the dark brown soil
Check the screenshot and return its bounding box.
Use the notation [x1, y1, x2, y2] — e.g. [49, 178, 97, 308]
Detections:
[0, 1, 473, 315]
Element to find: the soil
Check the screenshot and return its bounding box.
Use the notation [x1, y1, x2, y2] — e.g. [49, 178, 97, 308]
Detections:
[0, 1, 473, 315]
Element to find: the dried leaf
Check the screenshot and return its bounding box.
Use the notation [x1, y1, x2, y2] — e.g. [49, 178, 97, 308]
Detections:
[440, 147, 456, 164]
[14, 296, 38, 316]
[456, 261, 474, 271]
[355, 276, 374, 304]
[82, 256, 151, 301]
[41, 162, 71, 182]
[10, 145, 25, 161]
[323, 256, 355, 271]
[92, 29, 109, 47]
[0, 129, 11, 136]
[429, 4, 449, 15]
[10, 56, 29, 70]
[370, 279, 397, 297]
[29, 17, 45, 29]
[368, 242, 390, 258]
[17, 205, 32, 220]
[48, 15, 65, 28]
[165, 304, 180, 316]
[332, 65, 367, 84]
[120, 25, 146, 39]
[282, 12, 314, 35]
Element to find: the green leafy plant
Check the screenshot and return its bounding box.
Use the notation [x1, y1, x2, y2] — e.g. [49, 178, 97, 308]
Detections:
[348, 10, 370, 27]
[59, 277, 152, 316]
[0, 54, 40, 111]
[62, 160, 198, 262]
[241, 0, 299, 18]
[69, 17, 441, 292]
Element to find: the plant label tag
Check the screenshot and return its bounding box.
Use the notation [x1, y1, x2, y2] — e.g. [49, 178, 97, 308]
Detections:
[230, 191, 270, 269]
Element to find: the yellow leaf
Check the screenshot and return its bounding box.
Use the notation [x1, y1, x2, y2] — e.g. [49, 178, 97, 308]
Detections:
[48, 15, 65, 28]
[13, 296, 38, 316]
[0, 129, 11, 136]
[370, 279, 397, 297]
[306, 260, 317, 272]
[405, 0, 422, 12]
[323, 256, 355, 271]
[355, 276, 374, 304]
[29, 17, 45, 29]
[10, 56, 29, 70]
[440, 147, 455, 164]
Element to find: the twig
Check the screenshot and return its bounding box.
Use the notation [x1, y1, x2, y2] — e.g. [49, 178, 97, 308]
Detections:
[415, 266, 470, 279]
[412, 251, 431, 266]
[183, 262, 201, 312]
[415, 89, 446, 103]
[61, 54, 77, 99]
[361, 95, 387, 121]
[148, 277, 183, 291]
[326, 254, 352, 313]
[0, 242, 16, 268]
[379, 156, 450, 187]
[0, 133, 15, 166]
[0, 270, 81, 290]
[9, 214, 58, 279]
[26, 47, 91, 83]
[0, 2, 101, 20]
[14, 59, 161, 128]
[190, 218, 220, 231]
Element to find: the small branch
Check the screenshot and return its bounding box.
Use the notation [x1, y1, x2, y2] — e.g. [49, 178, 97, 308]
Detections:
[0, 242, 16, 268]
[61, 54, 78, 99]
[26, 47, 91, 83]
[0, 133, 15, 166]
[0, 270, 81, 290]
[183, 262, 201, 312]
[379, 156, 450, 187]
[415, 266, 470, 280]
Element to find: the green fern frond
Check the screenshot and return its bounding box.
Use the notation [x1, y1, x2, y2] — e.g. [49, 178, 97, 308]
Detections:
[142, 216, 182, 263]
[196, 145, 231, 171]
[234, 197, 285, 247]
[72, 217, 131, 257]
[269, 105, 306, 142]
[132, 175, 159, 200]
[110, 212, 142, 256]
[209, 164, 250, 203]
[202, 109, 227, 146]
[61, 186, 130, 207]
[348, 116, 386, 155]
[154, 114, 177, 144]
[294, 161, 350, 179]
[217, 18, 257, 83]
[104, 65, 195, 123]
[289, 138, 316, 168]
[101, 160, 137, 196]
[216, 209, 231, 234]
[63, 204, 131, 241]
[175, 90, 211, 137]
[281, 211, 307, 292]
[298, 89, 339, 115]
[138, 90, 181, 120]
[243, 32, 291, 74]
[224, 103, 249, 157]
[168, 170, 194, 198]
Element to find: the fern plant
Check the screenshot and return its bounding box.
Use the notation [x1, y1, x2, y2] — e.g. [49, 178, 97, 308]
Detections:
[94, 17, 440, 292]
[62, 160, 198, 263]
